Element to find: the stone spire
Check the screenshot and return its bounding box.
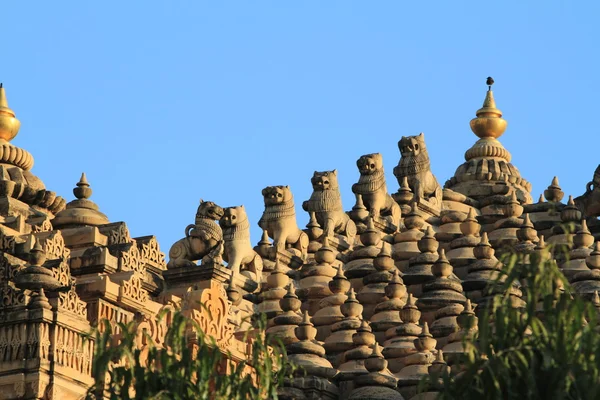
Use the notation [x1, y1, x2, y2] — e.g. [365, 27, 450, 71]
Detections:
[313, 265, 351, 341]
[403, 225, 438, 289]
[268, 284, 303, 345]
[370, 269, 407, 344]
[52, 173, 109, 229]
[282, 310, 339, 400]
[417, 249, 467, 346]
[257, 258, 290, 325]
[357, 242, 395, 320]
[297, 236, 339, 316]
[348, 343, 402, 400]
[323, 288, 363, 367]
[344, 217, 382, 292]
[393, 203, 425, 271]
[443, 299, 479, 372]
[396, 322, 437, 399]
[446, 207, 481, 279]
[338, 319, 376, 383]
[14, 238, 62, 292]
[382, 293, 422, 373]
[572, 242, 600, 299]
[445, 78, 532, 203]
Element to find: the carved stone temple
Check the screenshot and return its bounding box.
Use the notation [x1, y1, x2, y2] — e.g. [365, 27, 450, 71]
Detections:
[0, 79, 599, 400]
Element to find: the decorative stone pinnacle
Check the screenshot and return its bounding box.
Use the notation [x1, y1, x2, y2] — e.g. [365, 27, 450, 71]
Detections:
[480, 232, 490, 246]
[464, 299, 474, 314]
[29, 238, 46, 267]
[73, 172, 92, 199]
[422, 322, 431, 336]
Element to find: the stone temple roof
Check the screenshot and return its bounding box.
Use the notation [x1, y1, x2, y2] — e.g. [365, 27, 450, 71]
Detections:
[0, 79, 599, 400]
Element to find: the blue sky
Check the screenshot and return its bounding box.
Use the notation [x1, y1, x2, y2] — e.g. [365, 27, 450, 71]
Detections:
[2, 1, 598, 250]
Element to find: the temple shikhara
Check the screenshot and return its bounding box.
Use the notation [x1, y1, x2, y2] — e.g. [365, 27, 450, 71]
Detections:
[0, 78, 599, 400]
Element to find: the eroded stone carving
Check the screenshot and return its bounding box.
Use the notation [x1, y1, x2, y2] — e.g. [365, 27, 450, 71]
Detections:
[258, 185, 308, 259]
[352, 153, 401, 231]
[393, 133, 442, 215]
[220, 206, 263, 282]
[303, 170, 356, 247]
[167, 200, 224, 269]
[575, 165, 600, 218]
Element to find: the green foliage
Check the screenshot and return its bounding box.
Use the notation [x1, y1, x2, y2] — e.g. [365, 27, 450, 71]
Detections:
[85, 311, 290, 400]
[439, 247, 600, 400]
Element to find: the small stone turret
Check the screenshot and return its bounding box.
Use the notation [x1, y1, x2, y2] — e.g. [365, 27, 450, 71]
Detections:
[396, 322, 437, 400]
[572, 242, 600, 299]
[417, 249, 467, 346]
[523, 177, 565, 239]
[383, 293, 422, 373]
[268, 284, 303, 345]
[281, 310, 339, 400]
[443, 299, 478, 372]
[344, 217, 382, 293]
[313, 265, 351, 341]
[403, 226, 438, 290]
[357, 242, 395, 320]
[14, 238, 62, 292]
[297, 236, 339, 316]
[337, 319, 376, 389]
[561, 220, 595, 282]
[52, 173, 109, 229]
[257, 259, 290, 326]
[462, 232, 523, 309]
[348, 343, 403, 400]
[370, 270, 407, 344]
[393, 204, 426, 271]
[323, 288, 363, 367]
[445, 208, 481, 279]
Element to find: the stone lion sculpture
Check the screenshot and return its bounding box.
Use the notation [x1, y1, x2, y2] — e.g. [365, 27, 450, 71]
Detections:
[303, 170, 357, 245]
[352, 153, 401, 228]
[258, 185, 308, 259]
[393, 132, 442, 212]
[220, 205, 263, 283]
[167, 200, 224, 269]
[575, 164, 600, 217]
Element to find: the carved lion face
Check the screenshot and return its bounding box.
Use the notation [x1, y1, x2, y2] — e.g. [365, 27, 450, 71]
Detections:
[197, 200, 224, 221]
[262, 185, 292, 205]
[356, 153, 383, 175]
[220, 206, 247, 228]
[399, 133, 425, 158]
[311, 170, 338, 191]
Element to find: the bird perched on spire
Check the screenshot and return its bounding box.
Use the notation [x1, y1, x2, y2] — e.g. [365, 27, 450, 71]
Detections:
[486, 76, 494, 90]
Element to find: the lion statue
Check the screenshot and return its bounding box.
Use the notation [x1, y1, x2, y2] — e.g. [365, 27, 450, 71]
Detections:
[302, 170, 356, 245]
[220, 205, 263, 284]
[167, 200, 224, 269]
[393, 132, 442, 211]
[575, 164, 600, 218]
[352, 153, 401, 228]
[258, 185, 308, 259]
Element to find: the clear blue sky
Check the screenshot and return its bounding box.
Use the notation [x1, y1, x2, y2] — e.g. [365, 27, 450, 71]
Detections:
[2, 2, 598, 250]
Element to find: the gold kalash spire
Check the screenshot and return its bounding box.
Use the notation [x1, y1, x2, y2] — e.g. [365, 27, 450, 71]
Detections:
[0, 83, 21, 142]
[445, 77, 533, 203]
[464, 77, 511, 163]
[469, 77, 507, 140]
[0, 84, 33, 171]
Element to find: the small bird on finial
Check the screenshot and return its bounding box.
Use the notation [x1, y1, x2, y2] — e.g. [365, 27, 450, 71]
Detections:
[486, 77, 494, 90]
[0, 83, 3, 88]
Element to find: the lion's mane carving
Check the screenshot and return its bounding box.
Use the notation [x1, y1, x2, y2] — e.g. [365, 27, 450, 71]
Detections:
[167, 200, 224, 269]
[303, 170, 357, 245]
[575, 164, 600, 218]
[393, 132, 442, 209]
[352, 153, 401, 227]
[220, 205, 263, 283]
[258, 185, 308, 259]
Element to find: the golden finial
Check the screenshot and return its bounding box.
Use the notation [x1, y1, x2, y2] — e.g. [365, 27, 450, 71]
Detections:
[469, 76, 507, 140]
[0, 83, 21, 142]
